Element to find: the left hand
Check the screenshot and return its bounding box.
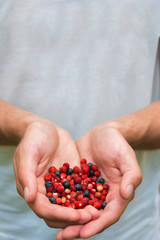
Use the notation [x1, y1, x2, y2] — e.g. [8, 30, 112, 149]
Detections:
[56, 124, 142, 239]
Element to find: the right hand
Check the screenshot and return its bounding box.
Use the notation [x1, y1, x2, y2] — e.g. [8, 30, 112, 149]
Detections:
[13, 120, 100, 229]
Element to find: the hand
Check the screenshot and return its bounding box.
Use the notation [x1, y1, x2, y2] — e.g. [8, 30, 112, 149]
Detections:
[57, 124, 142, 239]
[13, 120, 100, 230]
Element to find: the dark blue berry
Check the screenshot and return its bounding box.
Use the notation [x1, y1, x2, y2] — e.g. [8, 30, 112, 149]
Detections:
[49, 197, 57, 204]
[45, 181, 53, 188]
[75, 184, 82, 190]
[51, 189, 57, 193]
[55, 171, 61, 177]
[96, 180, 99, 184]
[88, 162, 93, 168]
[63, 181, 70, 188]
[102, 201, 107, 209]
[89, 169, 94, 177]
[83, 190, 90, 198]
[66, 168, 73, 175]
[97, 178, 105, 184]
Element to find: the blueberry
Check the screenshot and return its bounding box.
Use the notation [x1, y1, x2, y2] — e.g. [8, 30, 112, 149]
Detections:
[51, 189, 57, 193]
[102, 201, 107, 209]
[55, 171, 61, 177]
[49, 197, 57, 204]
[45, 181, 53, 188]
[63, 181, 70, 189]
[83, 190, 90, 198]
[98, 178, 105, 184]
[89, 169, 94, 177]
[96, 180, 99, 184]
[88, 162, 93, 168]
[75, 184, 82, 191]
[66, 168, 73, 175]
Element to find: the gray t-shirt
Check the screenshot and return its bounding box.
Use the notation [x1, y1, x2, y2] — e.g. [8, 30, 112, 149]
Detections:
[0, 0, 160, 239]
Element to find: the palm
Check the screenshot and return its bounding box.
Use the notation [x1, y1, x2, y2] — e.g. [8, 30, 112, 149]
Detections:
[13, 121, 93, 230]
[56, 126, 141, 239]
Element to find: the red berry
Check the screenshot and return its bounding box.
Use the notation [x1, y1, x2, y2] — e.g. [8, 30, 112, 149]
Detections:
[81, 184, 87, 190]
[61, 197, 67, 203]
[94, 201, 102, 209]
[70, 197, 76, 203]
[60, 166, 67, 173]
[94, 170, 101, 177]
[63, 163, 70, 169]
[66, 194, 71, 200]
[46, 186, 53, 192]
[73, 166, 80, 173]
[65, 202, 70, 207]
[102, 190, 108, 196]
[89, 194, 95, 200]
[91, 176, 97, 182]
[52, 192, 59, 198]
[65, 188, 71, 194]
[82, 174, 88, 180]
[55, 176, 60, 182]
[88, 200, 93, 205]
[56, 198, 62, 205]
[96, 183, 103, 192]
[103, 184, 109, 191]
[82, 198, 89, 206]
[76, 194, 83, 201]
[80, 158, 87, 164]
[75, 201, 84, 209]
[101, 195, 106, 201]
[66, 175, 72, 181]
[70, 191, 77, 198]
[90, 188, 96, 194]
[78, 170, 83, 176]
[91, 165, 98, 171]
[44, 174, 52, 181]
[82, 164, 90, 173]
[47, 192, 52, 197]
[74, 176, 82, 184]
[60, 173, 67, 179]
[95, 192, 102, 198]
[70, 203, 76, 209]
[87, 183, 93, 190]
[56, 185, 65, 193]
[70, 185, 76, 191]
[49, 166, 57, 173]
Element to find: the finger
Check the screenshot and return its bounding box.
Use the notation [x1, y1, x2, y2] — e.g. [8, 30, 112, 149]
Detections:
[15, 148, 38, 203]
[28, 193, 91, 223]
[57, 206, 101, 240]
[119, 150, 142, 199]
[79, 197, 129, 239]
[57, 225, 82, 240]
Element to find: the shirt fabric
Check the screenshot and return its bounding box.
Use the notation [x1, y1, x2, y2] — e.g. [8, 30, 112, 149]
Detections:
[0, 0, 160, 239]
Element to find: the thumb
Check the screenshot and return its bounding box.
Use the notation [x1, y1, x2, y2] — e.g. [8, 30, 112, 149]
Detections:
[119, 154, 142, 200]
[16, 152, 38, 203]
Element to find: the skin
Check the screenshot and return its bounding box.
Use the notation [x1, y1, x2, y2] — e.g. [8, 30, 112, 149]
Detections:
[1, 99, 160, 239]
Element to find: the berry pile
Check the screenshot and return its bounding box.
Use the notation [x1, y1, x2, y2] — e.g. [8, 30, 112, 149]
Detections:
[44, 159, 109, 209]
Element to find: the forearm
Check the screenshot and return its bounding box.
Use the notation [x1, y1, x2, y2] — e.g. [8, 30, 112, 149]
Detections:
[107, 100, 160, 150]
[0, 99, 39, 145]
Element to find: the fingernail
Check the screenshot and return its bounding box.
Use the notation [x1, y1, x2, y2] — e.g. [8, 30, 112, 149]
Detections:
[125, 185, 133, 199]
[24, 187, 29, 202]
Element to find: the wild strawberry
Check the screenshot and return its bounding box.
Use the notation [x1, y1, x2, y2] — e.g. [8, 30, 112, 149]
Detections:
[44, 174, 52, 182]
[56, 185, 64, 193]
[61, 197, 67, 204]
[103, 184, 109, 191]
[91, 165, 98, 171]
[88, 200, 93, 205]
[63, 163, 70, 169]
[94, 170, 101, 177]
[95, 192, 102, 198]
[49, 166, 57, 173]
[90, 188, 96, 194]
[70, 185, 76, 191]
[101, 195, 106, 201]
[73, 166, 80, 173]
[80, 158, 87, 164]
[56, 198, 62, 205]
[94, 201, 102, 209]
[74, 176, 82, 184]
[96, 183, 103, 192]
[75, 201, 84, 209]
[60, 166, 67, 173]
[82, 198, 89, 206]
